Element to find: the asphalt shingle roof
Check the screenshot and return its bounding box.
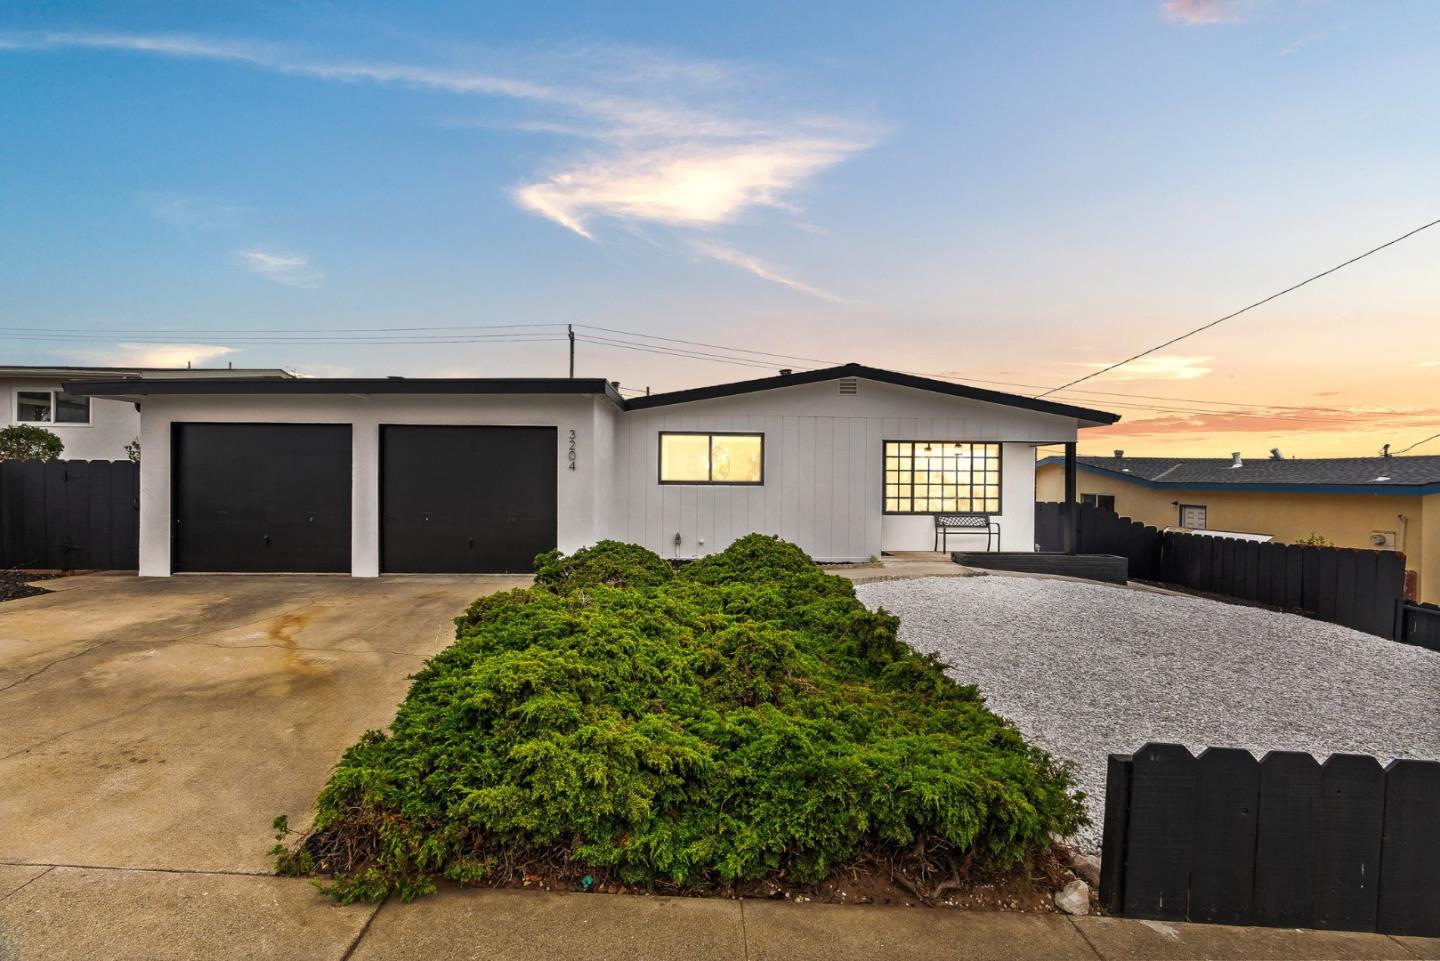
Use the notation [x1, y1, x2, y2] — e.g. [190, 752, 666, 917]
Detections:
[1071, 454, 1440, 488]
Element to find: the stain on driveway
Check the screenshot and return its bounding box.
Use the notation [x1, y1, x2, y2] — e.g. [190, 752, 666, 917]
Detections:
[0, 572, 528, 874]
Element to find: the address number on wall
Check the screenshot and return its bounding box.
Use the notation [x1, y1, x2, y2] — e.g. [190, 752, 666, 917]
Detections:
[568, 429, 577, 471]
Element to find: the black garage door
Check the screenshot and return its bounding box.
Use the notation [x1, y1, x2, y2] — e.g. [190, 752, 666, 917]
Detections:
[172, 424, 352, 573]
[381, 426, 556, 573]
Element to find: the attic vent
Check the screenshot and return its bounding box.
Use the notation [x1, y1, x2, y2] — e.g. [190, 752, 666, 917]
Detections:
[837, 377, 859, 395]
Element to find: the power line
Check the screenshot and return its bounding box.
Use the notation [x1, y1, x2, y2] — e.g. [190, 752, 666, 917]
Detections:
[1036, 215, 1440, 397]
[575, 335, 802, 373]
[0, 322, 563, 334]
[1394, 430, 1440, 454]
[576, 325, 840, 367]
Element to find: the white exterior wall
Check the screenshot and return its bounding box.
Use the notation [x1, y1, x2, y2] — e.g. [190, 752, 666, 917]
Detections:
[3, 377, 141, 461]
[136, 392, 613, 576]
[611, 378, 1076, 561]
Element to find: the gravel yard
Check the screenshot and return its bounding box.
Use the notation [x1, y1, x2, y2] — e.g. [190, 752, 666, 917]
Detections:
[855, 573, 1440, 853]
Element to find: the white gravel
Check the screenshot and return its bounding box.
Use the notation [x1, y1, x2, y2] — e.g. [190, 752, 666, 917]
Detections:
[855, 574, 1440, 853]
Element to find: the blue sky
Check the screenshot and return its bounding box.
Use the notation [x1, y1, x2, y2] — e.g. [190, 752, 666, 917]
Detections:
[3, 0, 1439, 454]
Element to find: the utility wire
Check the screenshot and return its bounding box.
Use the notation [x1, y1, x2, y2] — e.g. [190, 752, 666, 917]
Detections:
[1036, 215, 1440, 397]
[576, 335, 803, 373]
[1394, 430, 1440, 454]
[576, 325, 840, 367]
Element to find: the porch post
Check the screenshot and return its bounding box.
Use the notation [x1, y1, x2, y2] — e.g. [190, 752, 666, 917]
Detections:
[1063, 441, 1078, 555]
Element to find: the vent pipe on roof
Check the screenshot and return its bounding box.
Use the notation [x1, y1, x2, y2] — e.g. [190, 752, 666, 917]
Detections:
[1231, 452, 1243, 468]
[779, 368, 793, 375]
[1269, 448, 1283, 460]
[1382, 443, 1392, 458]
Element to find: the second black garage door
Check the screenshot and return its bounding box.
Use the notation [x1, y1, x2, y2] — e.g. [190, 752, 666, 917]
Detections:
[380, 426, 557, 573]
[173, 423, 352, 573]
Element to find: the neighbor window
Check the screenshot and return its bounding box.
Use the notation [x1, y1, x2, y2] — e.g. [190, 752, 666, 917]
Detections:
[659, 432, 763, 484]
[15, 389, 90, 425]
[1179, 504, 1208, 529]
[1081, 493, 1116, 512]
[883, 441, 1000, 514]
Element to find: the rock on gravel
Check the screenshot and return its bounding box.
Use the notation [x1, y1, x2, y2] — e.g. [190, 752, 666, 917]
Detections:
[856, 574, 1440, 853]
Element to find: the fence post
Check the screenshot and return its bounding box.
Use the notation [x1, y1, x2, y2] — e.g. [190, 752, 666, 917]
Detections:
[1098, 753, 1132, 914]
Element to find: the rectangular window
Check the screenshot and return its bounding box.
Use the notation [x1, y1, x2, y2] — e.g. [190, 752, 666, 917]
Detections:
[883, 441, 1001, 514]
[1081, 493, 1116, 512]
[1179, 504, 1208, 529]
[15, 389, 90, 425]
[659, 432, 763, 484]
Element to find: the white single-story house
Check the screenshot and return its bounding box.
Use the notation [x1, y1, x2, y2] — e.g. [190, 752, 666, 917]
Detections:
[65, 364, 1118, 576]
[3, 365, 293, 461]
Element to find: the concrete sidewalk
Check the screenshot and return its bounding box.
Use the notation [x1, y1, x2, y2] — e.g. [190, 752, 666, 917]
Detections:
[2, 870, 1437, 961]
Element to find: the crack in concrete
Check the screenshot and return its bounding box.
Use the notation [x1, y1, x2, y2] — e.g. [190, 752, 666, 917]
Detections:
[0, 860, 272, 878]
[0, 703, 149, 762]
[0, 865, 54, 904]
[1065, 916, 1106, 960]
[0, 641, 117, 694]
[338, 896, 388, 961]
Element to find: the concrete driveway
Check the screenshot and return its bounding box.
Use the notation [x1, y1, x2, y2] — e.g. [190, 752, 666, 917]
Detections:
[0, 572, 522, 959]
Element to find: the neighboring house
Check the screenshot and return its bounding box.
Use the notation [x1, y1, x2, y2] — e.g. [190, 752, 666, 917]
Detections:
[65, 364, 1118, 576]
[2, 366, 294, 461]
[1036, 452, 1440, 603]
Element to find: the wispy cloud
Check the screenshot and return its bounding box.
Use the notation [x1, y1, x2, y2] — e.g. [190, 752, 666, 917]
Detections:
[1417, 360, 1440, 367]
[691, 240, 849, 303]
[1, 31, 875, 298]
[1091, 405, 1440, 438]
[1161, 0, 1246, 26]
[139, 191, 250, 233]
[237, 248, 323, 287]
[1074, 355, 1215, 382]
[69, 343, 238, 368]
[1280, 34, 1319, 56]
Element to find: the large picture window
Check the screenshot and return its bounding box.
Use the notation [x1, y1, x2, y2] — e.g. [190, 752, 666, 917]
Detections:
[659, 432, 763, 484]
[16, 389, 90, 425]
[884, 441, 1000, 514]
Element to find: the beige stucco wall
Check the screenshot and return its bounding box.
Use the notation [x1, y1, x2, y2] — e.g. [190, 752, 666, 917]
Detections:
[1036, 462, 1435, 602]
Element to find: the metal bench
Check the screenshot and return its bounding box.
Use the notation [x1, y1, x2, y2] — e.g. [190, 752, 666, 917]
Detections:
[934, 513, 1000, 552]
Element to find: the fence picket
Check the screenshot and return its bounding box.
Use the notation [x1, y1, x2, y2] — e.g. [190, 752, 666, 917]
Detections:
[1122, 743, 1196, 921]
[1377, 760, 1440, 936]
[1252, 751, 1322, 928]
[1190, 748, 1260, 924]
[1315, 754, 1385, 931]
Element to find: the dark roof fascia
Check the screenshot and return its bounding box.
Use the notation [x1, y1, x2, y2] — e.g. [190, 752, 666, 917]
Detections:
[1036, 456, 1440, 496]
[625, 363, 1120, 425]
[63, 377, 627, 408]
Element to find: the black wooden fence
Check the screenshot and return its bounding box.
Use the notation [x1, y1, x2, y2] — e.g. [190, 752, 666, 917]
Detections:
[0, 460, 139, 570]
[1100, 743, 1439, 937]
[1396, 601, 1440, 652]
[1035, 502, 1408, 640]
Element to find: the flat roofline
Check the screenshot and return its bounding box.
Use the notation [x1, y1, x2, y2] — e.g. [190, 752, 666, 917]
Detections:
[2, 366, 293, 378]
[64, 376, 627, 407]
[1036, 456, 1440, 494]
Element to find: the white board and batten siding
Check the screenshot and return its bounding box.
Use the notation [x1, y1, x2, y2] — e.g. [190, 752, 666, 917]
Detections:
[608, 378, 1078, 561]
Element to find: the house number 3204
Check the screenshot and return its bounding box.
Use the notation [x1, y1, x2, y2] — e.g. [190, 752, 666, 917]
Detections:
[568, 429, 577, 470]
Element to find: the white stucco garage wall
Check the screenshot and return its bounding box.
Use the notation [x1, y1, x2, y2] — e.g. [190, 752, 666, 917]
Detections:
[135, 392, 615, 576]
[611, 378, 1075, 561]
